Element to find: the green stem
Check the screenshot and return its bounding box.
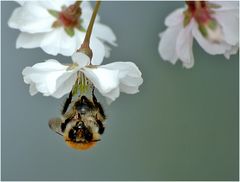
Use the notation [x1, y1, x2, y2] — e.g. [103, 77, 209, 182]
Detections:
[78, 1, 101, 60]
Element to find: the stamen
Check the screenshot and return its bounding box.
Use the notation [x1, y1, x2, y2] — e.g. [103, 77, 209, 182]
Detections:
[77, 72, 92, 94]
[185, 1, 223, 42]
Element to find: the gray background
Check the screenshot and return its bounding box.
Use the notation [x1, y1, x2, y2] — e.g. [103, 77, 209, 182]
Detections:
[1, 1, 239, 181]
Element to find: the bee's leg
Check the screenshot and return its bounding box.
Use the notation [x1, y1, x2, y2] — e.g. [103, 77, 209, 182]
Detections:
[60, 114, 74, 132]
[96, 119, 105, 134]
[92, 87, 106, 119]
[62, 91, 73, 115]
[92, 87, 97, 104]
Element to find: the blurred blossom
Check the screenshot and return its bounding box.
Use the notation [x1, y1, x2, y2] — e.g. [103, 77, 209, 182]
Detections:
[158, 1, 239, 68]
[8, 0, 117, 64]
[22, 52, 143, 104]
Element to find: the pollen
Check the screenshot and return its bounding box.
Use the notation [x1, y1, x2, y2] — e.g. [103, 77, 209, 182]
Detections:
[65, 140, 97, 150]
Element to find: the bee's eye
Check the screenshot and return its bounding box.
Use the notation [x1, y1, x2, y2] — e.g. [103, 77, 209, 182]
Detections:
[84, 130, 93, 141]
[68, 129, 76, 140]
[76, 122, 84, 129]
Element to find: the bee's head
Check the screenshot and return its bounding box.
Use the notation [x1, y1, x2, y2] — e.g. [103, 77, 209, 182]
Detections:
[68, 121, 93, 142]
[63, 120, 100, 150]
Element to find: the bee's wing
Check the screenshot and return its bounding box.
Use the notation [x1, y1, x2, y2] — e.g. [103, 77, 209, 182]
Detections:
[48, 118, 63, 136]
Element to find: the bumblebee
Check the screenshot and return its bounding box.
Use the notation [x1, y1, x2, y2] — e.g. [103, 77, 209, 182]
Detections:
[49, 89, 106, 150]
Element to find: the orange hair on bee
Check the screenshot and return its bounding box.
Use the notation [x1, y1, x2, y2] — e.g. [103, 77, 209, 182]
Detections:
[65, 140, 97, 150]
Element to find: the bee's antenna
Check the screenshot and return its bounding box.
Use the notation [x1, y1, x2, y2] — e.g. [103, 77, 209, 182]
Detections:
[92, 86, 95, 95]
[91, 87, 106, 119]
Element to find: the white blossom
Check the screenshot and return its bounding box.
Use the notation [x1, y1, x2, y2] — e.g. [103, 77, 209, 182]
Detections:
[8, 0, 117, 64]
[158, 1, 239, 68]
[22, 52, 143, 104]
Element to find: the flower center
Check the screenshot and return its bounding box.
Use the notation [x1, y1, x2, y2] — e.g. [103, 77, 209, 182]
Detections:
[49, 1, 85, 37]
[185, 1, 212, 24]
[59, 2, 82, 28]
[184, 1, 223, 42]
[72, 72, 92, 96]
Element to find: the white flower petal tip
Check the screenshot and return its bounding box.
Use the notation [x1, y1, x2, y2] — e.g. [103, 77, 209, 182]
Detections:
[92, 23, 118, 46]
[158, 1, 239, 68]
[22, 59, 77, 98]
[82, 61, 143, 104]
[164, 7, 185, 27]
[224, 45, 239, 60]
[9, 1, 117, 58]
[8, 5, 55, 33]
[15, 1, 25, 6]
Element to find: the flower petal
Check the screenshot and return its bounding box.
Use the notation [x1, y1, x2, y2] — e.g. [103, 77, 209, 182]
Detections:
[158, 25, 181, 64]
[10, 1, 115, 60]
[99, 62, 143, 94]
[29, 82, 38, 96]
[37, 0, 75, 11]
[22, 59, 77, 98]
[81, 66, 120, 94]
[120, 76, 143, 88]
[119, 84, 140, 94]
[192, 21, 232, 55]
[81, 1, 100, 23]
[224, 44, 239, 59]
[105, 88, 120, 104]
[23, 60, 67, 94]
[8, 4, 55, 33]
[165, 7, 185, 27]
[92, 23, 117, 46]
[16, 32, 45, 49]
[15, 0, 25, 6]
[213, 11, 239, 45]
[40, 28, 77, 56]
[176, 21, 194, 68]
[210, 1, 239, 11]
[103, 44, 111, 58]
[100, 61, 142, 78]
[29, 59, 67, 71]
[51, 72, 77, 98]
[89, 36, 105, 65]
